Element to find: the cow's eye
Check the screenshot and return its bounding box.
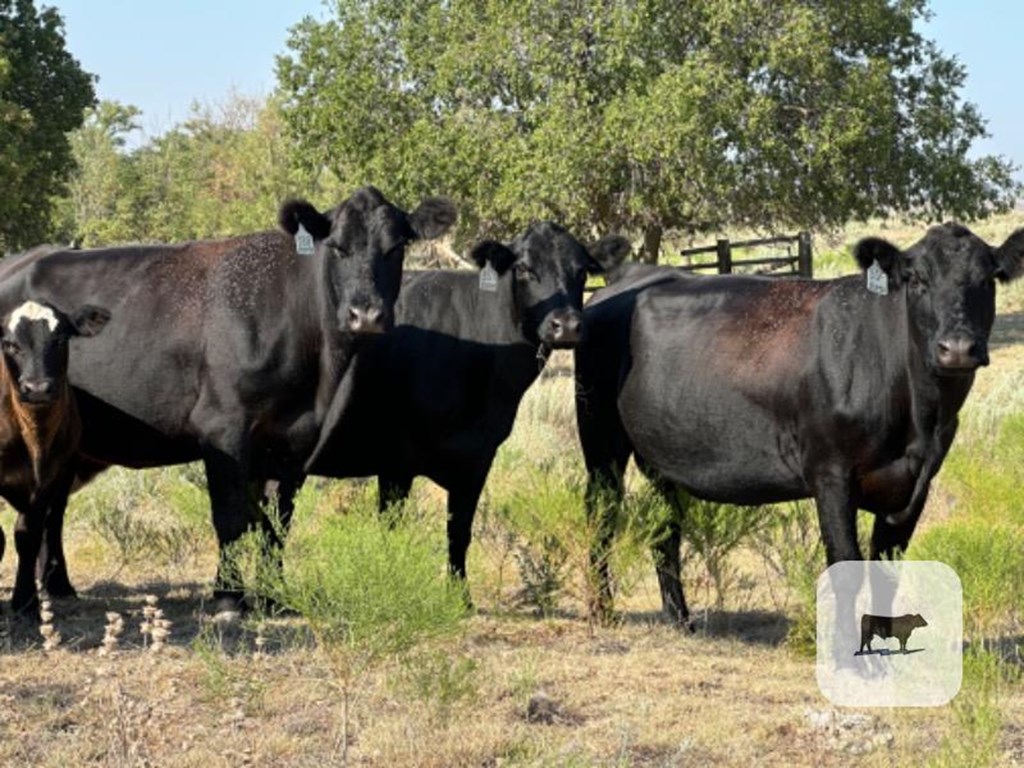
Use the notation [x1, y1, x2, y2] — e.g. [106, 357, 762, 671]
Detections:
[909, 274, 929, 295]
[2, 341, 21, 356]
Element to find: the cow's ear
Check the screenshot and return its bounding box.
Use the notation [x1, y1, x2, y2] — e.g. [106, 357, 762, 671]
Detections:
[585, 235, 631, 275]
[994, 228, 1024, 283]
[69, 304, 112, 337]
[278, 199, 332, 240]
[468, 240, 516, 274]
[854, 237, 907, 286]
[409, 197, 458, 241]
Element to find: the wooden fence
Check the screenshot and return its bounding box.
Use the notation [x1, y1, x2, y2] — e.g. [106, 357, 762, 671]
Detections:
[674, 231, 813, 278]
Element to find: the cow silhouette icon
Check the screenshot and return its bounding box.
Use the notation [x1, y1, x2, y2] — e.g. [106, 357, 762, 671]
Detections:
[857, 613, 928, 654]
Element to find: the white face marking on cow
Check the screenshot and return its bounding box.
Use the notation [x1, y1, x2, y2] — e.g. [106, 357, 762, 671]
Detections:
[7, 301, 59, 334]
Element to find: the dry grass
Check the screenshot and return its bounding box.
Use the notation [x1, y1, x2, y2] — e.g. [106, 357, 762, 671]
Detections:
[2, 214, 1024, 766]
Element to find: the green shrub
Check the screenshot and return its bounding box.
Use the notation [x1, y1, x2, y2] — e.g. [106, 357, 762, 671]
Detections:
[495, 471, 665, 619]
[71, 466, 212, 573]
[396, 647, 479, 727]
[273, 497, 468, 659]
[909, 522, 1024, 639]
[927, 649, 1015, 768]
[677, 496, 770, 609]
[938, 413, 1024, 529]
[753, 501, 825, 655]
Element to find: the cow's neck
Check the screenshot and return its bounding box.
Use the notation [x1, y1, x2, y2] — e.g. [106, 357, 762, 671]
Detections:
[0, 364, 75, 494]
[480, 272, 549, 388]
[475, 271, 534, 347]
[313, 250, 355, 423]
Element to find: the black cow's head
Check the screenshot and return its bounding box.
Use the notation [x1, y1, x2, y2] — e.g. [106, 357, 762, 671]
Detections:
[279, 187, 457, 335]
[1, 301, 111, 405]
[469, 222, 630, 348]
[855, 224, 1024, 375]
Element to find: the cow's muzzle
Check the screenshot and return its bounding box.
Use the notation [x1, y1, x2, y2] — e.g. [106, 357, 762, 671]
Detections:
[345, 305, 390, 336]
[542, 311, 584, 348]
[935, 335, 989, 372]
[18, 378, 56, 404]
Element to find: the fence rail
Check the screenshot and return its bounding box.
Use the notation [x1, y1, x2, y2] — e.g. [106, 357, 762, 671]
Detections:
[674, 231, 813, 278]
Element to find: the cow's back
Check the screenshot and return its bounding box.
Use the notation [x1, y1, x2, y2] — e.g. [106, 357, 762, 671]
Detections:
[0, 233, 321, 466]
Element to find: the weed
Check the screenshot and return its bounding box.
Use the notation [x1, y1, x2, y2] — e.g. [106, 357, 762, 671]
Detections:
[677, 496, 770, 609]
[396, 647, 479, 727]
[909, 522, 1024, 640]
[927, 649, 1012, 768]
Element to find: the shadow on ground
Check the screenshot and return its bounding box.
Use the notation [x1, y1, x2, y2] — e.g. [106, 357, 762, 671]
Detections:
[613, 607, 792, 646]
[0, 580, 314, 656]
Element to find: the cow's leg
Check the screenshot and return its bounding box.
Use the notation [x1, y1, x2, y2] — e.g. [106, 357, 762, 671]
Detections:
[36, 472, 77, 598]
[202, 444, 255, 615]
[247, 473, 305, 615]
[870, 511, 922, 560]
[378, 473, 413, 516]
[12, 506, 45, 618]
[274, 473, 305, 537]
[652, 514, 690, 628]
[584, 462, 626, 624]
[446, 475, 487, 583]
[812, 471, 861, 564]
[812, 470, 863, 668]
[576, 348, 636, 624]
[638, 465, 692, 629]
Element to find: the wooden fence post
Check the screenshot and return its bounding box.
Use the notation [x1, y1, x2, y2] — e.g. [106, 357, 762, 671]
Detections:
[797, 231, 812, 278]
[716, 238, 732, 274]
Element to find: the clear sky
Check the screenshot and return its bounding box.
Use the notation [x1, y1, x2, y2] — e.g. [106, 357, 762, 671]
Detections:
[45, 1, 1023, 176]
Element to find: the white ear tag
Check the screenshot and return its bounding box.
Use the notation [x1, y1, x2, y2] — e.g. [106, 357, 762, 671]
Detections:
[478, 263, 498, 292]
[866, 260, 888, 296]
[294, 223, 315, 256]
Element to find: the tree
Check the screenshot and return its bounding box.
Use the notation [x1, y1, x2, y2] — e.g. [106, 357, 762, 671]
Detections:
[51, 100, 141, 246]
[56, 95, 328, 246]
[277, 0, 1019, 261]
[0, 0, 94, 251]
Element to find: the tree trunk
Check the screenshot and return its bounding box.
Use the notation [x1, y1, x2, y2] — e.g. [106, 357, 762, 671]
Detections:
[640, 224, 662, 264]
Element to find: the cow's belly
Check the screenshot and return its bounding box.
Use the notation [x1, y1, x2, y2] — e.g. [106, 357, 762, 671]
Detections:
[621, 381, 809, 505]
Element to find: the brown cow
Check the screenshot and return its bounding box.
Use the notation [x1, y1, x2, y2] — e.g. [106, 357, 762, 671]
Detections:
[0, 300, 110, 618]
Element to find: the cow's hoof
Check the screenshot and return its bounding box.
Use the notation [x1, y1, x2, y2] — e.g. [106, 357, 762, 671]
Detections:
[42, 578, 78, 600]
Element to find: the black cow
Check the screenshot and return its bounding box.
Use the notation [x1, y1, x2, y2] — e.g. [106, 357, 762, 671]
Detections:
[859, 613, 928, 653]
[0, 186, 456, 613]
[303, 222, 630, 584]
[576, 223, 1024, 626]
[0, 300, 110, 616]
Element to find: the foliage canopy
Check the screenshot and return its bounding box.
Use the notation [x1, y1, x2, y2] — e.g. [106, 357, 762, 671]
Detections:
[0, 0, 94, 250]
[278, 0, 1018, 260]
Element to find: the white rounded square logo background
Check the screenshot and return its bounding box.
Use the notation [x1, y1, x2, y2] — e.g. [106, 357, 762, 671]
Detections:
[816, 560, 962, 707]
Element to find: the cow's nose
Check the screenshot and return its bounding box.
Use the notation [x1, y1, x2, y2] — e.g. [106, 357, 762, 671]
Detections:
[19, 378, 54, 402]
[548, 313, 583, 345]
[346, 306, 387, 335]
[936, 336, 988, 370]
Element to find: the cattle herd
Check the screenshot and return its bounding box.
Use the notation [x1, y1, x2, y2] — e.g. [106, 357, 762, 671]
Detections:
[0, 185, 1021, 633]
